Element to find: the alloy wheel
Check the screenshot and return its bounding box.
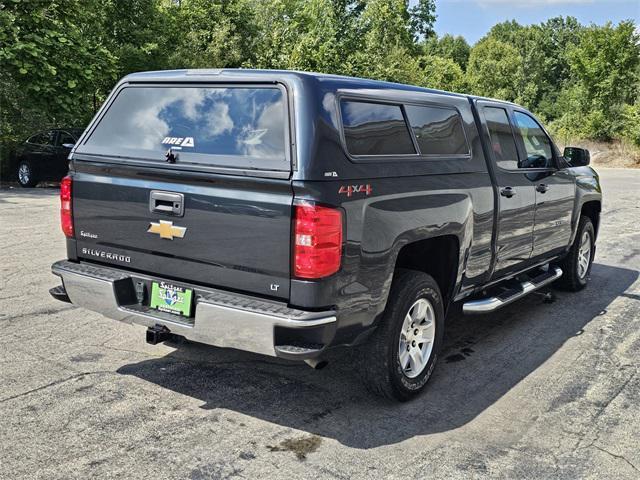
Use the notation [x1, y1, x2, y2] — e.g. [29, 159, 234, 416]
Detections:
[577, 230, 592, 279]
[18, 163, 31, 185]
[398, 298, 436, 378]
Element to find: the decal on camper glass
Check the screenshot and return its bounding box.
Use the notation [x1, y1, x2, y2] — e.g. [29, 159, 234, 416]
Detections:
[161, 137, 195, 148]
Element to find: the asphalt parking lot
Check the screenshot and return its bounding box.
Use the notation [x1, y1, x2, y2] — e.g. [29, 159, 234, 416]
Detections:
[1, 168, 639, 479]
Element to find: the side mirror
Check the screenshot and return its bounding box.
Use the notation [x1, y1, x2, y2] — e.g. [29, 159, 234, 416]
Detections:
[62, 143, 75, 149]
[563, 147, 590, 167]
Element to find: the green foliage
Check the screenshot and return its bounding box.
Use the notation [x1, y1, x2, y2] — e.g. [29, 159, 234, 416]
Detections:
[0, 0, 118, 177]
[162, 0, 256, 69]
[468, 16, 639, 145]
[101, 0, 173, 77]
[564, 21, 640, 140]
[536, 16, 582, 117]
[423, 34, 470, 70]
[348, 0, 422, 82]
[420, 55, 465, 92]
[286, 0, 349, 73]
[409, 0, 437, 41]
[246, 0, 435, 84]
[0, 0, 117, 131]
[248, 0, 357, 73]
[467, 37, 522, 101]
[621, 103, 640, 147]
[1, 0, 638, 178]
[476, 17, 583, 118]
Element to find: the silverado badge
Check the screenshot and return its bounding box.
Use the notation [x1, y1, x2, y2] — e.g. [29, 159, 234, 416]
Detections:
[147, 220, 187, 240]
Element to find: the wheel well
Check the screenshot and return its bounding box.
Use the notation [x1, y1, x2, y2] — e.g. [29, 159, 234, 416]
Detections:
[395, 236, 459, 306]
[581, 201, 601, 237]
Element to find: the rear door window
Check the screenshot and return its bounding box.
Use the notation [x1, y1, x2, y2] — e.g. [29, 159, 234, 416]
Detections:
[340, 100, 416, 156]
[78, 86, 288, 171]
[405, 105, 468, 155]
[483, 107, 519, 170]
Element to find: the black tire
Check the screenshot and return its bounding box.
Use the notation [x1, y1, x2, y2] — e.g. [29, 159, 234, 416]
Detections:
[555, 216, 595, 291]
[359, 269, 445, 401]
[17, 160, 37, 188]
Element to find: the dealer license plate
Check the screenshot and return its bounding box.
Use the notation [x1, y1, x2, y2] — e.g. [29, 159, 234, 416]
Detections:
[150, 281, 193, 317]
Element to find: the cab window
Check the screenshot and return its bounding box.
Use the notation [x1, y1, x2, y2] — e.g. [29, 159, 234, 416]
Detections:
[340, 100, 416, 156]
[405, 105, 468, 155]
[513, 111, 554, 169]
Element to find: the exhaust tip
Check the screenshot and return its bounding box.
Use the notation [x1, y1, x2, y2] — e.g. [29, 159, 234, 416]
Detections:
[304, 359, 328, 370]
[49, 284, 71, 303]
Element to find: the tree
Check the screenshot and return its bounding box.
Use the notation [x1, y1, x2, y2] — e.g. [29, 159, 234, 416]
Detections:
[348, 0, 422, 83]
[533, 16, 583, 119]
[622, 103, 640, 147]
[467, 37, 522, 101]
[163, 0, 256, 69]
[420, 55, 465, 92]
[248, 0, 364, 74]
[409, 0, 436, 41]
[2, 0, 639, 177]
[0, 0, 116, 118]
[0, 0, 116, 176]
[568, 22, 640, 116]
[479, 20, 547, 111]
[471, 17, 587, 120]
[423, 34, 470, 70]
[287, 0, 343, 72]
[550, 21, 640, 140]
[101, 0, 173, 78]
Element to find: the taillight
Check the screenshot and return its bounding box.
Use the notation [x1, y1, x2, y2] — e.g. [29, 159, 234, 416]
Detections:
[294, 203, 343, 279]
[60, 176, 73, 237]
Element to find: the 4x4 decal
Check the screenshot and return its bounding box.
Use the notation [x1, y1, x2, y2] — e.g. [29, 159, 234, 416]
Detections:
[338, 184, 373, 197]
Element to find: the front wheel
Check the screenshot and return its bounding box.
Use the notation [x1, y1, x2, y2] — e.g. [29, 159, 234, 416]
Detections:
[360, 269, 444, 401]
[17, 161, 37, 188]
[556, 216, 595, 291]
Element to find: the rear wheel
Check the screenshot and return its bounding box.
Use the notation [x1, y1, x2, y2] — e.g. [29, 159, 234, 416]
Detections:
[556, 216, 595, 291]
[360, 269, 444, 401]
[17, 161, 37, 188]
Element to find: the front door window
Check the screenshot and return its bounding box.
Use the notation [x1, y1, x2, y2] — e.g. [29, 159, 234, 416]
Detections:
[513, 112, 554, 169]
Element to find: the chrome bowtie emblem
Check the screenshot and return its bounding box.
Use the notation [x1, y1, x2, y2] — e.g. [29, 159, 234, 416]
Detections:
[147, 220, 187, 240]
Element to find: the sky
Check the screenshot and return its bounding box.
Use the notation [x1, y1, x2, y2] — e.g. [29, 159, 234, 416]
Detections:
[429, 0, 640, 44]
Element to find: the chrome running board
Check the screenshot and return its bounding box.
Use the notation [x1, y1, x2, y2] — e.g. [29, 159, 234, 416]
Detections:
[463, 267, 563, 315]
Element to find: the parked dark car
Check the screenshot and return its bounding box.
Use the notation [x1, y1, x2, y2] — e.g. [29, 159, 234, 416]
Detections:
[50, 70, 600, 401]
[15, 128, 84, 187]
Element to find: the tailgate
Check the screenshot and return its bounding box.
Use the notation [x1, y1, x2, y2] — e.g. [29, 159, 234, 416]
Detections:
[70, 82, 293, 299]
[72, 167, 292, 299]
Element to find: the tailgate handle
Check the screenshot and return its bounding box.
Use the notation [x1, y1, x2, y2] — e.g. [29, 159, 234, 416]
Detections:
[149, 190, 184, 216]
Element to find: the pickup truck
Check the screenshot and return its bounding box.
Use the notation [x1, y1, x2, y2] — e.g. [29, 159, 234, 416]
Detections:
[50, 69, 602, 401]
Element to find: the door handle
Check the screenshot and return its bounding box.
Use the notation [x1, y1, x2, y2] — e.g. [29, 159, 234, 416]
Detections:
[500, 187, 516, 198]
[149, 190, 184, 216]
[536, 183, 548, 193]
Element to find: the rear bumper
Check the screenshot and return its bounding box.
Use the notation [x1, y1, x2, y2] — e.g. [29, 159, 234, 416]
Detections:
[51, 260, 336, 359]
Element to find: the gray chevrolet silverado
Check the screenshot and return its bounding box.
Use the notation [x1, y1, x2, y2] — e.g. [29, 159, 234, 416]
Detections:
[50, 69, 601, 400]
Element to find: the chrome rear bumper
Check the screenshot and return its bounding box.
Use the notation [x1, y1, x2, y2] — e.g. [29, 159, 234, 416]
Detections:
[51, 260, 336, 358]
